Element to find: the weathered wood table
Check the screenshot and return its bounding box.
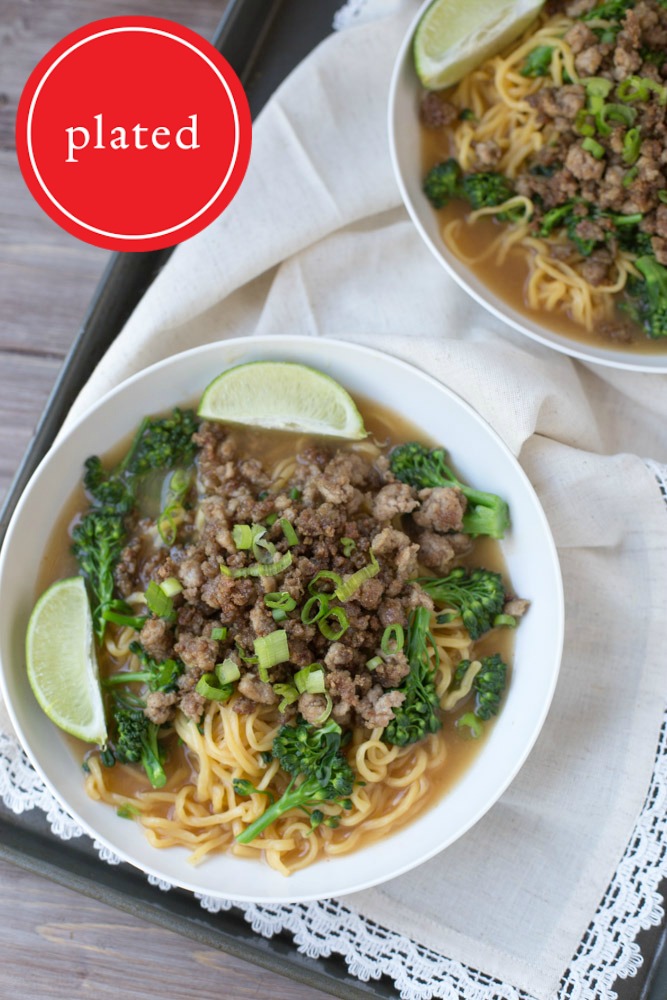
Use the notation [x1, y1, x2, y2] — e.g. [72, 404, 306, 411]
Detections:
[1, 2, 330, 996]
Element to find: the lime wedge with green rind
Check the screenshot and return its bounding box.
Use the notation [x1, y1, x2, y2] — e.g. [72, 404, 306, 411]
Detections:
[414, 0, 544, 90]
[198, 361, 367, 439]
[26, 576, 107, 745]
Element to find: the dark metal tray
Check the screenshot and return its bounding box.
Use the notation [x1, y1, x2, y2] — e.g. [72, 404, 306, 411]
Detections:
[1, 1, 666, 996]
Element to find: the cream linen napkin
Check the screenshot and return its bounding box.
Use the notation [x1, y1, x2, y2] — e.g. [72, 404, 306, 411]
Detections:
[5, 4, 667, 997]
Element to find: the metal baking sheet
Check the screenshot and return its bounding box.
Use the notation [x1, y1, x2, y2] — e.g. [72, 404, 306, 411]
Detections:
[1, 0, 665, 995]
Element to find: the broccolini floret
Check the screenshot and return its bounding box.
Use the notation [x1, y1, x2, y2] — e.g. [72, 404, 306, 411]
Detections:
[71, 408, 198, 641]
[234, 719, 355, 843]
[455, 653, 508, 738]
[420, 567, 506, 640]
[389, 442, 510, 539]
[632, 255, 667, 338]
[461, 171, 514, 211]
[423, 158, 463, 208]
[383, 606, 441, 747]
[103, 641, 183, 693]
[112, 705, 167, 788]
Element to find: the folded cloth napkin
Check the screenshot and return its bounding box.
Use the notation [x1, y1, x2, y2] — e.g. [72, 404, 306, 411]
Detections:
[3, 3, 667, 998]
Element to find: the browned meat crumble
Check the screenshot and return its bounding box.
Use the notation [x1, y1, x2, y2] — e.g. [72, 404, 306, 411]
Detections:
[116, 422, 474, 731]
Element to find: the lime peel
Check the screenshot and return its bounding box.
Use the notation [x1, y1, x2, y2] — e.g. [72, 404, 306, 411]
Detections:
[197, 361, 367, 439]
[26, 576, 107, 745]
[414, 0, 545, 90]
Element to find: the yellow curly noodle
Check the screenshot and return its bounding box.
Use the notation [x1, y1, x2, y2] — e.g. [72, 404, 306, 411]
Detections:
[85, 437, 505, 875]
[86, 614, 474, 875]
[439, 11, 639, 333]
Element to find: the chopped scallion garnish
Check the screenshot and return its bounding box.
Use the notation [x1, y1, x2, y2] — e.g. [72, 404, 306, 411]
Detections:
[280, 518, 299, 547]
[211, 626, 228, 641]
[220, 551, 293, 578]
[340, 537, 356, 557]
[318, 607, 349, 641]
[381, 624, 405, 655]
[264, 592, 296, 611]
[144, 580, 176, 621]
[273, 682, 299, 712]
[253, 630, 290, 680]
[215, 658, 240, 684]
[301, 594, 330, 624]
[334, 551, 379, 602]
[195, 673, 234, 701]
[294, 663, 324, 693]
[366, 656, 382, 671]
[308, 570, 343, 596]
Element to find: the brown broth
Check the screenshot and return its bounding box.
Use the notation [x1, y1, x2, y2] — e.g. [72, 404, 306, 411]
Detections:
[39, 393, 517, 846]
[421, 119, 667, 355]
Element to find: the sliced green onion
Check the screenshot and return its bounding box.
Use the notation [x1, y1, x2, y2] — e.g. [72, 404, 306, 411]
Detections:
[301, 594, 330, 624]
[280, 518, 299, 547]
[313, 693, 333, 725]
[595, 102, 636, 136]
[289, 487, 301, 500]
[220, 551, 293, 578]
[273, 683, 299, 712]
[493, 614, 517, 629]
[265, 512, 279, 526]
[617, 76, 667, 105]
[318, 607, 349, 641]
[215, 658, 240, 684]
[622, 127, 641, 165]
[366, 656, 383, 671]
[381, 624, 405, 655]
[340, 537, 356, 557]
[232, 524, 255, 549]
[144, 580, 176, 621]
[116, 804, 141, 819]
[303, 668, 325, 694]
[659, 191, 667, 203]
[457, 712, 483, 738]
[196, 673, 234, 701]
[584, 77, 613, 102]
[160, 577, 183, 599]
[582, 137, 605, 159]
[263, 592, 296, 611]
[334, 551, 379, 602]
[211, 626, 228, 641]
[294, 663, 324, 694]
[157, 468, 192, 545]
[272, 609, 288, 622]
[235, 641, 258, 664]
[308, 570, 343, 596]
[574, 109, 596, 137]
[253, 631, 290, 681]
[623, 166, 639, 188]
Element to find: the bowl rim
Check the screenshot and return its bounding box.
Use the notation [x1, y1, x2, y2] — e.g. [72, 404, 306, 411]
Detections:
[387, 0, 667, 375]
[0, 334, 565, 902]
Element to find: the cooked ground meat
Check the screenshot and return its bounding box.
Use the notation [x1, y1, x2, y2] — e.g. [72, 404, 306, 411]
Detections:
[107, 420, 500, 739]
[413, 487, 467, 533]
[139, 618, 175, 662]
[420, 91, 458, 129]
[372, 482, 419, 521]
[144, 690, 178, 725]
[504, 597, 531, 618]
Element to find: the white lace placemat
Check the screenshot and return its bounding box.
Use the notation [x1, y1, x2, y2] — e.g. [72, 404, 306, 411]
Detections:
[1, 460, 666, 1000]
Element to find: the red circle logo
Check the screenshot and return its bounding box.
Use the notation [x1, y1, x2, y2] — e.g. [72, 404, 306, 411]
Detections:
[16, 17, 252, 251]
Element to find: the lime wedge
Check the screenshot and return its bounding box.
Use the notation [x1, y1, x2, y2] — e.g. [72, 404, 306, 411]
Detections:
[198, 362, 367, 439]
[26, 577, 107, 745]
[414, 0, 544, 90]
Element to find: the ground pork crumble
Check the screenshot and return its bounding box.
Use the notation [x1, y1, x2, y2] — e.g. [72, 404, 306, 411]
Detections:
[114, 422, 474, 733]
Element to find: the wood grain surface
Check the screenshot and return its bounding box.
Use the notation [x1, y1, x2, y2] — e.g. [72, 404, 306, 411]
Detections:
[0, 3, 331, 998]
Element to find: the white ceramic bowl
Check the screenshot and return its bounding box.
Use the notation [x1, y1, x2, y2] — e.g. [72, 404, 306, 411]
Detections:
[0, 336, 563, 902]
[388, 1, 667, 374]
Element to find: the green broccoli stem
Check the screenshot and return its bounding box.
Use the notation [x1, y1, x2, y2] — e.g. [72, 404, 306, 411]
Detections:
[103, 671, 152, 687]
[141, 725, 167, 788]
[235, 776, 322, 844]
